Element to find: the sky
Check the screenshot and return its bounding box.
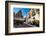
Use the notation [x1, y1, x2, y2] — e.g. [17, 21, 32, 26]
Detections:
[13, 8, 31, 17]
